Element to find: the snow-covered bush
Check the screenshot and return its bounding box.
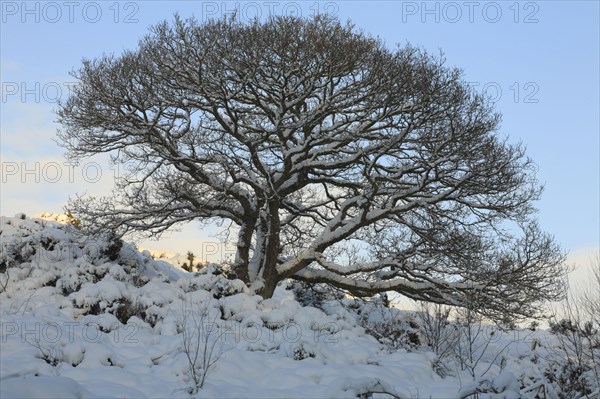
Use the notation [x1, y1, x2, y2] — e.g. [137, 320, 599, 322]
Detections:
[356, 299, 421, 351]
[290, 281, 344, 309]
[178, 264, 248, 299]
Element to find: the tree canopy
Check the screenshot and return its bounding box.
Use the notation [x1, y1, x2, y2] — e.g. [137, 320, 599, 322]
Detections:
[57, 15, 565, 321]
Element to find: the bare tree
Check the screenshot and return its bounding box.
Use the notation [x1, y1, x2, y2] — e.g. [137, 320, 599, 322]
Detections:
[180, 298, 228, 393]
[417, 302, 457, 373]
[57, 15, 565, 320]
[546, 257, 600, 397]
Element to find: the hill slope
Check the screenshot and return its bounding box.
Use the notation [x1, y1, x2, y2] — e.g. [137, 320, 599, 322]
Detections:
[0, 214, 592, 398]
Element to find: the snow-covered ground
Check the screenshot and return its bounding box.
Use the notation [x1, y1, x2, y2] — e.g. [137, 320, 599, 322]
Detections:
[0, 214, 596, 398]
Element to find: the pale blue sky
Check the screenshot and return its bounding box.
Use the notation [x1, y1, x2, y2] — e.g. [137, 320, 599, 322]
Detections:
[1, 1, 598, 269]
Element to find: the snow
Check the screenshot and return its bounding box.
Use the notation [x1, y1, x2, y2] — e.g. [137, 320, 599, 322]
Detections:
[1, 376, 94, 398]
[0, 214, 597, 398]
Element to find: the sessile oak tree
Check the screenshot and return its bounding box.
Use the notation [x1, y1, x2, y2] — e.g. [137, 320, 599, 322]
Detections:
[57, 15, 565, 321]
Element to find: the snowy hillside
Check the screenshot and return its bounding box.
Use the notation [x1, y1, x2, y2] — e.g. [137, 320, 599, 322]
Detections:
[0, 214, 597, 398]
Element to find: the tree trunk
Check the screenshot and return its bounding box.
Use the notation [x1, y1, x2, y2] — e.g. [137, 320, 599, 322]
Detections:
[256, 199, 281, 299]
[232, 223, 253, 284]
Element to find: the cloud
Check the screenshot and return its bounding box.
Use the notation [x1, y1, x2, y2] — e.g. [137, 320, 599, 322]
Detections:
[0, 60, 20, 74]
[0, 103, 61, 157]
[0, 154, 116, 216]
[137, 222, 235, 264]
[566, 247, 600, 293]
